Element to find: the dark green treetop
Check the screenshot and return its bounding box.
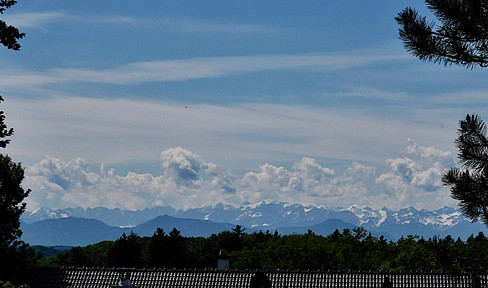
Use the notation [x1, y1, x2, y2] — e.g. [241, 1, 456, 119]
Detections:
[396, 0, 488, 68]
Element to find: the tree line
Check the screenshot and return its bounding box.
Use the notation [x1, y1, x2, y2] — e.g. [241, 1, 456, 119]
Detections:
[34, 226, 488, 274]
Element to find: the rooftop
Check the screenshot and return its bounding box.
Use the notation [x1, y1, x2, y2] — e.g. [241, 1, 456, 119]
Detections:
[25, 267, 480, 288]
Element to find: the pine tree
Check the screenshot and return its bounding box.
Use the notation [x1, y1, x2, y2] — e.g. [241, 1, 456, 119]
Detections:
[396, 0, 488, 68]
[443, 115, 488, 227]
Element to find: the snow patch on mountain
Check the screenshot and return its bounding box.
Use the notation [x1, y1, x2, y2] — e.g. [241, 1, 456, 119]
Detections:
[21, 202, 488, 242]
[419, 211, 462, 227]
[251, 212, 263, 218]
[22, 202, 471, 233]
[345, 205, 387, 226]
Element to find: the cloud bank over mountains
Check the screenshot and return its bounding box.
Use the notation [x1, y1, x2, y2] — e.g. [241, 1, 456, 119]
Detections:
[24, 139, 456, 211]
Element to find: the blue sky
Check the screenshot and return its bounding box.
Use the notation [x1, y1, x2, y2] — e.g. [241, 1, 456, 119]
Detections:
[2, 1, 488, 211]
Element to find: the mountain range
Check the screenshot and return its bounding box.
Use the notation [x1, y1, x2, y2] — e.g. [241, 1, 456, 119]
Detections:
[20, 202, 488, 246]
[20, 216, 236, 247]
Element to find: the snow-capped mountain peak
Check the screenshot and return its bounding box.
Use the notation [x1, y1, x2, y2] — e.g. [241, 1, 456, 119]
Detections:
[21, 202, 485, 241]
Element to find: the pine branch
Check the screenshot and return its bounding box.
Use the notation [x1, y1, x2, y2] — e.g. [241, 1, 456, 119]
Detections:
[456, 115, 488, 170]
[443, 167, 488, 225]
[396, 1, 488, 68]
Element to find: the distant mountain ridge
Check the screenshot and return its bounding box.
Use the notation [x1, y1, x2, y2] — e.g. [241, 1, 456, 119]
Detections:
[20, 215, 237, 246]
[20, 202, 471, 228]
[20, 202, 488, 246]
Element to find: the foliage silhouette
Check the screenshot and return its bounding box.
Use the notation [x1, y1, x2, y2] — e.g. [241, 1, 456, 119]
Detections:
[107, 232, 145, 268]
[0, 2, 36, 286]
[443, 115, 488, 227]
[0, 0, 24, 51]
[0, 154, 33, 283]
[396, 0, 488, 68]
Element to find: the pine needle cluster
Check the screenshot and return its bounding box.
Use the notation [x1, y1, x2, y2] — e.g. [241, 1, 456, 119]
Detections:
[396, 0, 488, 68]
[443, 115, 488, 226]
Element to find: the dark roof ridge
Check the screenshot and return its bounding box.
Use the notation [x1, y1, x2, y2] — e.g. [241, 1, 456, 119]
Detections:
[36, 267, 469, 275]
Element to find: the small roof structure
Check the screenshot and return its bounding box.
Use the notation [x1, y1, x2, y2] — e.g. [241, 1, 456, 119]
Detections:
[25, 267, 478, 288]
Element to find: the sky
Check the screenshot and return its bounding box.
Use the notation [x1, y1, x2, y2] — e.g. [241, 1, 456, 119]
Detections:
[1, 0, 488, 211]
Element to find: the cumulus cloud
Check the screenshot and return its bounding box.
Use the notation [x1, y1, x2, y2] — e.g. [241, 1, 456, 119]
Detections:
[238, 163, 300, 202]
[227, 158, 376, 208]
[23, 140, 455, 211]
[375, 139, 454, 208]
[332, 162, 376, 198]
[160, 147, 216, 185]
[376, 158, 443, 192]
[22, 151, 358, 210]
[24, 147, 237, 210]
[406, 138, 452, 166]
[25, 156, 160, 210]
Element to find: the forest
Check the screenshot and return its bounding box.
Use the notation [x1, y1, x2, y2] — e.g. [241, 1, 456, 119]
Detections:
[33, 226, 488, 274]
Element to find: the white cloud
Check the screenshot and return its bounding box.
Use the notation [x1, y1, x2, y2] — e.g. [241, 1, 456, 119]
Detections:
[23, 140, 456, 211]
[428, 90, 488, 105]
[406, 138, 452, 163]
[24, 147, 241, 210]
[4, 11, 278, 35]
[3, 96, 457, 179]
[160, 146, 216, 185]
[2, 12, 71, 28]
[293, 157, 334, 182]
[333, 162, 376, 197]
[2, 95, 457, 211]
[0, 50, 408, 88]
[24, 156, 158, 210]
[375, 139, 455, 208]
